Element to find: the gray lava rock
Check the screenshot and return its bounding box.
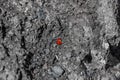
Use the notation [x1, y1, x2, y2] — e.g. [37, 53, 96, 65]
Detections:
[0, 0, 120, 80]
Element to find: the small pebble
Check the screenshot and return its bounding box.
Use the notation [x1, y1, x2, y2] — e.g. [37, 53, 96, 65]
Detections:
[51, 66, 64, 78]
[102, 42, 109, 50]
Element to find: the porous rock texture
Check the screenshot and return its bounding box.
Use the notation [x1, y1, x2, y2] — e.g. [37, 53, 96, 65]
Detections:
[0, 0, 120, 80]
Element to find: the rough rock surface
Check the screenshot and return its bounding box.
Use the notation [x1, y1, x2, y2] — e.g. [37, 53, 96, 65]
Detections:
[0, 0, 120, 80]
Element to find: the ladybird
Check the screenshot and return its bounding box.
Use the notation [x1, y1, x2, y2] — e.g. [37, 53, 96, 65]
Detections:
[56, 38, 62, 45]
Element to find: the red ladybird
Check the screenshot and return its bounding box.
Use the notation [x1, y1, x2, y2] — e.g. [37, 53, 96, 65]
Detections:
[56, 38, 62, 45]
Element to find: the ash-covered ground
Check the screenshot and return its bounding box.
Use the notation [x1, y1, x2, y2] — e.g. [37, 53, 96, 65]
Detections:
[0, 0, 120, 80]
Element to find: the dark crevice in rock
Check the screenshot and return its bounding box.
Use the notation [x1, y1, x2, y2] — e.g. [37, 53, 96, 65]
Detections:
[23, 52, 33, 68]
[79, 61, 88, 78]
[116, 0, 120, 32]
[37, 25, 45, 39]
[16, 68, 20, 74]
[52, 56, 59, 64]
[2, 66, 5, 71]
[56, 17, 62, 29]
[23, 52, 34, 80]
[56, 17, 66, 36]
[19, 19, 25, 34]
[105, 41, 120, 70]
[115, 76, 120, 80]
[18, 69, 22, 80]
[16, 55, 19, 65]
[1, 19, 7, 39]
[109, 41, 120, 61]
[2, 11, 7, 17]
[105, 55, 119, 70]
[105, 64, 111, 70]
[21, 36, 26, 49]
[2, 43, 10, 57]
[0, 8, 3, 15]
[83, 53, 92, 63]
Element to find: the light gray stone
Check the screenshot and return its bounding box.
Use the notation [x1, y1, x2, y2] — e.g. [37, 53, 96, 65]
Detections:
[51, 66, 64, 78]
